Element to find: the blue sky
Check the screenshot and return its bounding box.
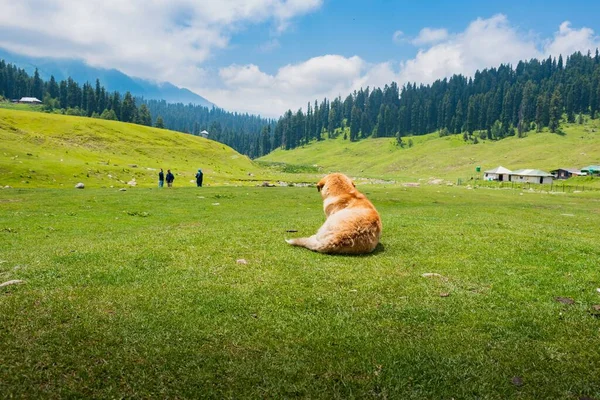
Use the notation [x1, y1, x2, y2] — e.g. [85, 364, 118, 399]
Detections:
[0, 0, 599, 117]
[216, 0, 600, 74]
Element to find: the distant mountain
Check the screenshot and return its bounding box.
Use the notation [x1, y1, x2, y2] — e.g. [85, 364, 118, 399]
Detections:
[0, 48, 214, 107]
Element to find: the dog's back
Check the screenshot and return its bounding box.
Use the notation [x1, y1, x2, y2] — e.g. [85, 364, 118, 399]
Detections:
[286, 173, 382, 254]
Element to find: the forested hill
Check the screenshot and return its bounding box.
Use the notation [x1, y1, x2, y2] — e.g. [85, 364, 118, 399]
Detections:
[0, 58, 273, 158]
[143, 99, 275, 159]
[259, 50, 600, 157]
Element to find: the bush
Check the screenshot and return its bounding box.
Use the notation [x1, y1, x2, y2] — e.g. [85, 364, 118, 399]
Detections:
[66, 107, 84, 116]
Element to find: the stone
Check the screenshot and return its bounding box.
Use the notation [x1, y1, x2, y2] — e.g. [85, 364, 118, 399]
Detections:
[75, 182, 85, 189]
[422, 273, 445, 278]
[260, 181, 275, 187]
[0, 279, 25, 288]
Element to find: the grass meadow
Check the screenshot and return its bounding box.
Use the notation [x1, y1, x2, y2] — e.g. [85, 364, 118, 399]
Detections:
[0, 108, 319, 189]
[1, 184, 600, 399]
[260, 119, 600, 186]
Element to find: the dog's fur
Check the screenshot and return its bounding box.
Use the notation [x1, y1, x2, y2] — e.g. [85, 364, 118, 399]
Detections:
[286, 173, 382, 254]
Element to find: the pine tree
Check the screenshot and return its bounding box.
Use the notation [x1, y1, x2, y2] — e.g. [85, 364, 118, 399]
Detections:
[47, 75, 59, 99]
[327, 107, 337, 137]
[350, 105, 361, 141]
[466, 97, 476, 133]
[32, 68, 43, 100]
[558, 55, 564, 70]
[565, 85, 575, 122]
[454, 100, 464, 133]
[535, 94, 545, 131]
[137, 104, 152, 126]
[59, 80, 68, 109]
[155, 116, 165, 129]
[121, 92, 136, 122]
[549, 88, 562, 133]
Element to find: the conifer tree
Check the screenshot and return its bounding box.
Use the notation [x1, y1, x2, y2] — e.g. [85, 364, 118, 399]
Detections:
[549, 88, 562, 133]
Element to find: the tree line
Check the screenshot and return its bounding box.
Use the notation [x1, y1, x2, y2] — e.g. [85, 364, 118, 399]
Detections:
[262, 49, 600, 156]
[0, 60, 154, 124]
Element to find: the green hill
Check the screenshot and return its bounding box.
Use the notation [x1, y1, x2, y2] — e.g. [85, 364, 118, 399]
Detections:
[0, 108, 279, 188]
[260, 121, 600, 183]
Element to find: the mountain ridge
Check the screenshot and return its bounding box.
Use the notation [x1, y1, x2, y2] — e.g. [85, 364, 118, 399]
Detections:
[0, 48, 214, 107]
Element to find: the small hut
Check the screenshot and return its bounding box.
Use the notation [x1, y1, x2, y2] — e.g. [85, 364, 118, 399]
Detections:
[580, 165, 600, 176]
[550, 168, 585, 179]
[200, 130, 209, 139]
[17, 97, 42, 104]
[510, 169, 553, 184]
[483, 166, 512, 182]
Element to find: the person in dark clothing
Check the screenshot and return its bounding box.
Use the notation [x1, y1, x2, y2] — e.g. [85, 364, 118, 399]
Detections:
[166, 169, 175, 187]
[195, 168, 203, 187]
[158, 168, 164, 188]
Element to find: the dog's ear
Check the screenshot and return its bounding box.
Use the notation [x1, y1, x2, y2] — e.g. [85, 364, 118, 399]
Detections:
[316, 178, 326, 192]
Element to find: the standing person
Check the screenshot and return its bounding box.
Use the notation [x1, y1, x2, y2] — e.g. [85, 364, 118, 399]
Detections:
[166, 169, 175, 187]
[158, 168, 164, 188]
[195, 168, 203, 187]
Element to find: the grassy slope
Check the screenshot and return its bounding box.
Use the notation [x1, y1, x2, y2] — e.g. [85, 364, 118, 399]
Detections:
[0, 108, 305, 188]
[1, 186, 599, 398]
[260, 120, 600, 183]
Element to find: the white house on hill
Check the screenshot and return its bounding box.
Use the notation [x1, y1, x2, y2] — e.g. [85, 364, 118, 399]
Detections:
[200, 130, 209, 139]
[484, 166, 512, 182]
[17, 97, 42, 104]
[510, 169, 553, 184]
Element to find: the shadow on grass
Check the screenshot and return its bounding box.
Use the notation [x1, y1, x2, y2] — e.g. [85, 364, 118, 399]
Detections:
[554, 128, 567, 136]
[328, 242, 386, 258]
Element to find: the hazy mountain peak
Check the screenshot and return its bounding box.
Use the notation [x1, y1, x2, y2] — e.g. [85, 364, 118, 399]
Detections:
[0, 48, 214, 107]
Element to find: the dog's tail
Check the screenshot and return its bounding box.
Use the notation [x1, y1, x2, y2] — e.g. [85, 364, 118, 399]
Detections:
[285, 236, 328, 253]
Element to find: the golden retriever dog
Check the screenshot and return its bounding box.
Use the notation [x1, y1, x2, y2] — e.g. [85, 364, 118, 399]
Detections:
[286, 173, 382, 254]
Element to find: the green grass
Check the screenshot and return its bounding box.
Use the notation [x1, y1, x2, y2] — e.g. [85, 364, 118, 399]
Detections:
[259, 122, 600, 186]
[0, 108, 319, 188]
[0, 101, 45, 112]
[1, 185, 599, 398]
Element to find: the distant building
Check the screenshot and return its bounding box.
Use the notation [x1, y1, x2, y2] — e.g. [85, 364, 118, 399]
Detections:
[550, 168, 585, 179]
[17, 97, 42, 104]
[484, 166, 512, 181]
[580, 165, 600, 176]
[200, 130, 209, 139]
[510, 169, 554, 184]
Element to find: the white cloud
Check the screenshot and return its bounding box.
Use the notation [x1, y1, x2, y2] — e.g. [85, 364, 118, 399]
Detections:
[258, 39, 281, 53]
[411, 27, 449, 46]
[198, 15, 600, 117]
[220, 64, 274, 89]
[544, 21, 600, 57]
[398, 14, 540, 85]
[392, 30, 405, 44]
[198, 55, 367, 117]
[0, 0, 323, 87]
